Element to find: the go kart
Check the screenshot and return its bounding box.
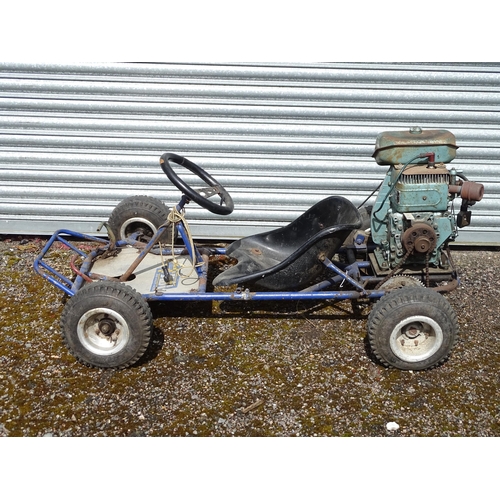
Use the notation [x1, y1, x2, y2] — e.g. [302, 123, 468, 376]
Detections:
[34, 129, 484, 371]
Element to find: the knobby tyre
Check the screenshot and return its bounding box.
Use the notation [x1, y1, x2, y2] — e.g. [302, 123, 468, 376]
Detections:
[367, 287, 458, 370]
[107, 195, 174, 243]
[60, 281, 153, 369]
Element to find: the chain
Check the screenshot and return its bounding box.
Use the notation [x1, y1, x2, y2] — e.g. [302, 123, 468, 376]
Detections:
[375, 240, 436, 290]
[375, 242, 414, 290]
[425, 252, 430, 287]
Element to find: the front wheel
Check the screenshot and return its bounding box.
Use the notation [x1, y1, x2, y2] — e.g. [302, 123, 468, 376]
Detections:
[60, 281, 153, 368]
[367, 287, 458, 370]
[107, 195, 174, 243]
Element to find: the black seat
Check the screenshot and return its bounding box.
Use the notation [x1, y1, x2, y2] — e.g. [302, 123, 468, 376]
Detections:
[212, 196, 362, 290]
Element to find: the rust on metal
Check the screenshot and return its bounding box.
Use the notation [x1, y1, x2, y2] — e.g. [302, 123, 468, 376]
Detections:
[402, 223, 437, 255]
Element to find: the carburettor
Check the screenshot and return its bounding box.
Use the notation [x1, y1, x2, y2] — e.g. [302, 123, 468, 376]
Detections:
[369, 127, 484, 275]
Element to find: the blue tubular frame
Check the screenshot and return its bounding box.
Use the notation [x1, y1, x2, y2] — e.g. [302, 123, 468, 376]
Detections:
[145, 242, 385, 301]
[34, 195, 386, 303]
[34, 229, 110, 297]
[143, 288, 386, 302]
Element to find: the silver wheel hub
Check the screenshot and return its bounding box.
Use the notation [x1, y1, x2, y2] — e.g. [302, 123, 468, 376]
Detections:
[77, 307, 130, 356]
[120, 217, 157, 240]
[389, 315, 443, 362]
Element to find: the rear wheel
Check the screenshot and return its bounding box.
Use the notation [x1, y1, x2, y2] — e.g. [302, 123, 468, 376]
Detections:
[60, 281, 153, 368]
[367, 287, 458, 370]
[379, 275, 424, 291]
[108, 195, 174, 243]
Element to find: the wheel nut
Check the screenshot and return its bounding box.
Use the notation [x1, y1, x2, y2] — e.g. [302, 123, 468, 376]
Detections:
[98, 319, 116, 336]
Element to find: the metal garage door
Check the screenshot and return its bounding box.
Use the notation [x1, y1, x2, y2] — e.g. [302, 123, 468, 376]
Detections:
[0, 62, 498, 244]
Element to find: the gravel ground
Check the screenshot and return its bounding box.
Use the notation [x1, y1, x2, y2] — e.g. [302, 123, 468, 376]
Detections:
[1, 235, 499, 438]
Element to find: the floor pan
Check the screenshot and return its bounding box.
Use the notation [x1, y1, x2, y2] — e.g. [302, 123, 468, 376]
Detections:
[91, 247, 200, 295]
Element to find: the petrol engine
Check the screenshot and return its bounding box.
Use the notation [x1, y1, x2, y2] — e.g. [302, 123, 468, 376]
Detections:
[368, 127, 484, 279]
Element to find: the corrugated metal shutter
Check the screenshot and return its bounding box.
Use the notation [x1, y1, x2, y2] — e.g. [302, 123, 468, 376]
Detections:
[0, 62, 498, 244]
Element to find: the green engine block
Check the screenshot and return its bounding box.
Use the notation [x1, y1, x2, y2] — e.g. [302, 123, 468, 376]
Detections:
[370, 127, 460, 272]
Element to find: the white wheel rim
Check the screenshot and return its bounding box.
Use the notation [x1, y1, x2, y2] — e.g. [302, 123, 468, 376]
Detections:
[77, 307, 130, 356]
[389, 315, 443, 363]
[120, 217, 157, 240]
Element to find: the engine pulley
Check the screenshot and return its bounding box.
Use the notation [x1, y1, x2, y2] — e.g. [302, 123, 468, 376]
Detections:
[402, 222, 437, 254]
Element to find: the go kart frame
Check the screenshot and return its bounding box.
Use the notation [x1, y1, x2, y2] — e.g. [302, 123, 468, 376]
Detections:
[34, 149, 477, 372]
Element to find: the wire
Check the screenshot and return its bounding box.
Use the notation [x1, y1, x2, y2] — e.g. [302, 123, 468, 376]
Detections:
[357, 180, 383, 209]
[158, 206, 202, 286]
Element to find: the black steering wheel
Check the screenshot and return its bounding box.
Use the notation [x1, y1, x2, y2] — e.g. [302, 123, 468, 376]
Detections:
[160, 153, 234, 216]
